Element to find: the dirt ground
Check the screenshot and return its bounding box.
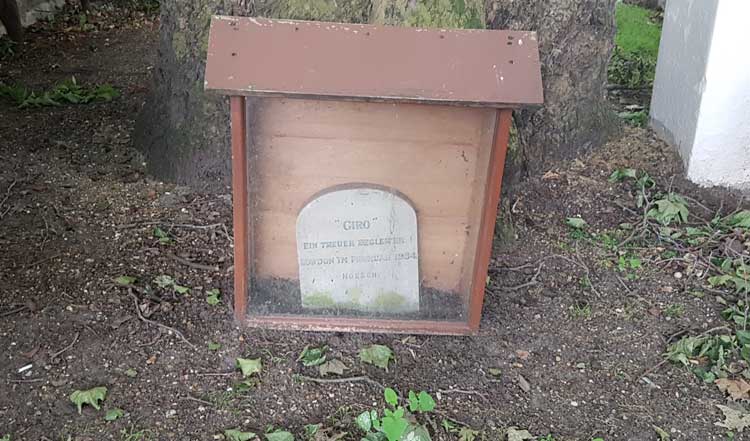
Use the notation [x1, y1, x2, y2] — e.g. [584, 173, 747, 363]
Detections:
[1, 5, 747, 441]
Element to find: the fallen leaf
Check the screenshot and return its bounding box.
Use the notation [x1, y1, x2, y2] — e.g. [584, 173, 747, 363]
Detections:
[517, 374, 531, 393]
[69, 386, 107, 414]
[542, 171, 560, 180]
[298, 345, 328, 367]
[124, 368, 137, 378]
[114, 276, 136, 286]
[146, 355, 157, 365]
[319, 359, 346, 376]
[488, 368, 502, 377]
[506, 427, 533, 441]
[515, 350, 530, 360]
[359, 344, 394, 371]
[105, 408, 124, 421]
[265, 430, 293, 441]
[648, 307, 661, 317]
[225, 429, 256, 441]
[653, 425, 670, 440]
[716, 404, 750, 432]
[236, 358, 262, 378]
[716, 378, 750, 400]
[21, 346, 40, 359]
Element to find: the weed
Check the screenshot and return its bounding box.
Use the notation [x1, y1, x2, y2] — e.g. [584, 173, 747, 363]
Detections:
[618, 110, 648, 127]
[608, 3, 661, 87]
[664, 304, 684, 318]
[0, 38, 17, 60]
[570, 302, 592, 320]
[0, 77, 119, 108]
[70, 386, 107, 413]
[120, 426, 152, 441]
[356, 387, 435, 441]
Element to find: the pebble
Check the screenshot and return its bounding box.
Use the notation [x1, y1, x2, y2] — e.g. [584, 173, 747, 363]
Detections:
[674, 271, 683, 279]
[570, 401, 579, 407]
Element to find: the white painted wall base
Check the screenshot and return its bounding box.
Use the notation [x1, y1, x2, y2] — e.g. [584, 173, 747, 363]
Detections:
[651, 0, 750, 191]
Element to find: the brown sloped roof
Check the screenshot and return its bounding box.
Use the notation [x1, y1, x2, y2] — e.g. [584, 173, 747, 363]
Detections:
[205, 16, 543, 108]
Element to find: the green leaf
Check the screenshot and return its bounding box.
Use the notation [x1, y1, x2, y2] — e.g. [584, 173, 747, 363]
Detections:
[174, 285, 190, 294]
[124, 368, 137, 378]
[402, 425, 431, 441]
[236, 358, 262, 378]
[726, 210, 750, 228]
[225, 429, 257, 441]
[104, 408, 123, 421]
[208, 342, 221, 351]
[458, 427, 480, 441]
[265, 430, 294, 441]
[206, 291, 221, 305]
[742, 345, 750, 364]
[298, 345, 328, 367]
[318, 359, 346, 376]
[114, 276, 136, 286]
[381, 408, 409, 441]
[407, 391, 436, 413]
[565, 217, 587, 229]
[359, 344, 394, 371]
[304, 424, 321, 438]
[384, 387, 399, 407]
[738, 331, 750, 347]
[716, 404, 750, 432]
[356, 410, 374, 432]
[69, 386, 107, 414]
[608, 168, 637, 182]
[154, 274, 174, 288]
[488, 368, 502, 377]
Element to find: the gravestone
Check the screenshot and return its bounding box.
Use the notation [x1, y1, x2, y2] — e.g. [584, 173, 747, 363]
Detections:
[296, 186, 419, 313]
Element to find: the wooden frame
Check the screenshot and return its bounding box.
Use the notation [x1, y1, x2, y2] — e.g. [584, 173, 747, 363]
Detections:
[208, 17, 542, 335]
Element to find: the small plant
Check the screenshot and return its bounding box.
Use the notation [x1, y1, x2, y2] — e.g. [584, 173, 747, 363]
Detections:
[664, 304, 684, 318]
[1, 435, 10, 441]
[208, 342, 221, 351]
[570, 302, 592, 320]
[298, 345, 328, 367]
[359, 344, 394, 371]
[0, 77, 119, 108]
[265, 430, 294, 441]
[105, 408, 124, 421]
[356, 388, 435, 441]
[618, 110, 648, 127]
[70, 386, 107, 414]
[648, 193, 689, 226]
[152, 227, 172, 244]
[114, 275, 137, 286]
[206, 288, 221, 305]
[153, 274, 189, 294]
[120, 426, 152, 441]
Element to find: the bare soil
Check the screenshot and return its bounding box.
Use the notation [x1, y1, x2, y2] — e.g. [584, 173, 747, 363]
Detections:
[1, 5, 746, 441]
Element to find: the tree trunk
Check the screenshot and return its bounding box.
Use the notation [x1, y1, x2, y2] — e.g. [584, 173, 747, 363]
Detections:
[488, 0, 619, 183]
[135, 0, 618, 190]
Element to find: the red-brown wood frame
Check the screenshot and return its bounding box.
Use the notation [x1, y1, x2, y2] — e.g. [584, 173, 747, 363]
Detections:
[229, 101, 513, 334]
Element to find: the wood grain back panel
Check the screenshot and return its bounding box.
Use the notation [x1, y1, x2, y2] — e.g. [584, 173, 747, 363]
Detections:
[248, 98, 496, 292]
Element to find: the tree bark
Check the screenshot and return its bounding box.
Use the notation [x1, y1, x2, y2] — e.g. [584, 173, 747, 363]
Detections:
[135, 0, 618, 190]
[488, 0, 619, 182]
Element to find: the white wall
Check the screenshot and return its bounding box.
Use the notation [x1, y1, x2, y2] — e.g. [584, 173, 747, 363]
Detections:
[651, 0, 750, 190]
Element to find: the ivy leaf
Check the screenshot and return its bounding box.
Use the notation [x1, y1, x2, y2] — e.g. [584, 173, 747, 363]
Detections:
[206, 289, 221, 305]
[104, 408, 124, 421]
[298, 345, 328, 367]
[384, 387, 399, 407]
[265, 430, 294, 441]
[359, 344, 394, 371]
[608, 168, 637, 182]
[565, 217, 587, 229]
[123, 368, 137, 378]
[174, 285, 190, 294]
[318, 359, 346, 376]
[225, 429, 257, 441]
[208, 342, 221, 351]
[356, 410, 377, 432]
[70, 386, 107, 414]
[114, 276, 136, 286]
[402, 425, 431, 441]
[407, 391, 436, 413]
[726, 210, 750, 228]
[236, 358, 262, 378]
[459, 427, 480, 441]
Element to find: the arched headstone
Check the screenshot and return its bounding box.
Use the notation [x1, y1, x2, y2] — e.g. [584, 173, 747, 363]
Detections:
[296, 186, 419, 314]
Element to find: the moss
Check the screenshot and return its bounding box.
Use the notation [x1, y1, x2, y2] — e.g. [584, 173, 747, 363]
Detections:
[263, 0, 371, 23]
[171, 30, 188, 60]
[377, 0, 484, 29]
[302, 291, 336, 308]
[371, 291, 407, 311]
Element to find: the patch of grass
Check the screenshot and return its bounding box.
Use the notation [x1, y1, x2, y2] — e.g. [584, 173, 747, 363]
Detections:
[120, 426, 153, 441]
[570, 302, 592, 320]
[608, 3, 662, 88]
[615, 4, 661, 59]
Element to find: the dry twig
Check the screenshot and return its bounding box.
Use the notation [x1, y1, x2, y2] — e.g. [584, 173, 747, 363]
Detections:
[128, 290, 196, 350]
